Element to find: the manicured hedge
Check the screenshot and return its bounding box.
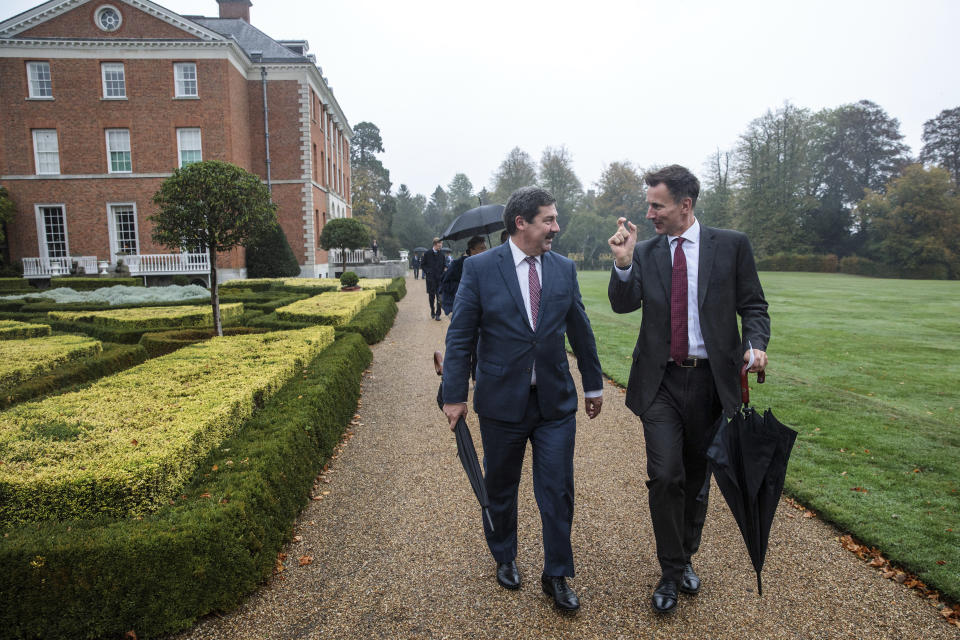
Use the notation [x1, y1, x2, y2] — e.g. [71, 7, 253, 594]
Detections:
[218, 289, 309, 312]
[50, 277, 142, 290]
[756, 253, 839, 273]
[138, 326, 269, 358]
[48, 303, 243, 329]
[221, 277, 339, 295]
[0, 326, 334, 525]
[0, 343, 148, 410]
[0, 333, 102, 391]
[356, 277, 406, 301]
[19, 297, 209, 313]
[245, 312, 312, 331]
[339, 293, 398, 344]
[275, 290, 376, 326]
[0, 278, 32, 292]
[0, 320, 51, 340]
[0, 333, 371, 639]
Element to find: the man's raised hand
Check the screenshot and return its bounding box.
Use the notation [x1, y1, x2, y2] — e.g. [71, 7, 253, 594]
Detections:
[608, 217, 638, 268]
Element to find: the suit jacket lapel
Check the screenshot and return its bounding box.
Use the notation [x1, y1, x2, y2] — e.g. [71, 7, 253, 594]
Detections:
[655, 235, 671, 301]
[496, 244, 530, 328]
[698, 225, 716, 309]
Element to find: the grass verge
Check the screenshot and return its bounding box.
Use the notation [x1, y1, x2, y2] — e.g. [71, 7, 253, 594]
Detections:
[576, 269, 960, 599]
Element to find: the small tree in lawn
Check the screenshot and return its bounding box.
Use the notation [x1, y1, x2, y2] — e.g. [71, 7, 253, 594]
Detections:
[151, 160, 276, 336]
[319, 217, 369, 276]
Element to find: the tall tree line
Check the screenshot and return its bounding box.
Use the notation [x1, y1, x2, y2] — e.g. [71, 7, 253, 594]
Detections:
[351, 102, 960, 277]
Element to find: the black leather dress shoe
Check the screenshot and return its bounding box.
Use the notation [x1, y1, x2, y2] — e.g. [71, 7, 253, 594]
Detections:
[541, 575, 580, 612]
[652, 577, 678, 614]
[496, 561, 521, 590]
[680, 563, 701, 595]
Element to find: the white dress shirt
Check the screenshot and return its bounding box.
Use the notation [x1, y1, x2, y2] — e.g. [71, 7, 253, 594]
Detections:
[614, 219, 708, 359]
[508, 239, 601, 397]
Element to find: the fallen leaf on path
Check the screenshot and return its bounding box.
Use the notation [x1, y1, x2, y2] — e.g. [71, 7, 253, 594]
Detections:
[299, 555, 314, 566]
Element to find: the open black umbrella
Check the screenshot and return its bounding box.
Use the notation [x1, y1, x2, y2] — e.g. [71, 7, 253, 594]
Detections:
[440, 204, 505, 241]
[705, 366, 797, 596]
[413, 246, 427, 254]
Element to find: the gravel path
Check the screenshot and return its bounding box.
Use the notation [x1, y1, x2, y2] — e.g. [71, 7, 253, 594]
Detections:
[176, 276, 957, 640]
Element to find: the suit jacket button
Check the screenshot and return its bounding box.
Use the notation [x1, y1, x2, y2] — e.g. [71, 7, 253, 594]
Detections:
[525, 368, 531, 373]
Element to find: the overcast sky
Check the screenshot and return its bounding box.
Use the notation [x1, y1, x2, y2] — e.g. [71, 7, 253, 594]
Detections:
[6, 0, 959, 199]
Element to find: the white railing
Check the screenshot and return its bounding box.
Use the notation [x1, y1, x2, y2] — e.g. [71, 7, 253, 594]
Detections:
[328, 248, 367, 265]
[123, 253, 209, 275]
[22, 256, 98, 278]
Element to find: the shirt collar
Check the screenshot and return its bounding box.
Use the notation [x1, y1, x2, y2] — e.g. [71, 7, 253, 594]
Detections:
[508, 237, 540, 268]
[668, 218, 700, 247]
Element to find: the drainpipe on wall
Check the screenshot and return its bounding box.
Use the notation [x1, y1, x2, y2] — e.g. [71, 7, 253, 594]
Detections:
[260, 64, 272, 193]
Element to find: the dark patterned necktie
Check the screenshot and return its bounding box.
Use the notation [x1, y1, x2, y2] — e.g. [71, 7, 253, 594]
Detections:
[526, 256, 540, 330]
[670, 238, 688, 362]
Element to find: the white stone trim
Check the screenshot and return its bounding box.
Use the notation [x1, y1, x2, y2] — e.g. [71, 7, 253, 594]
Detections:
[0, 0, 224, 41]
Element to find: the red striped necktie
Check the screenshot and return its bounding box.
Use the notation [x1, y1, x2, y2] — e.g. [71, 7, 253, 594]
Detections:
[670, 238, 688, 362]
[526, 256, 540, 330]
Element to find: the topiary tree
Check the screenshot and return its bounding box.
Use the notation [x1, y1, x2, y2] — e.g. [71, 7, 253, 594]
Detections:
[245, 221, 300, 278]
[339, 271, 359, 288]
[319, 217, 369, 276]
[151, 160, 276, 336]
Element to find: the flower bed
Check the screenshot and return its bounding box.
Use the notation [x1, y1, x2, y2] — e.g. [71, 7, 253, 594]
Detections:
[48, 302, 243, 329]
[0, 334, 102, 391]
[0, 319, 51, 340]
[0, 325, 334, 525]
[275, 290, 376, 326]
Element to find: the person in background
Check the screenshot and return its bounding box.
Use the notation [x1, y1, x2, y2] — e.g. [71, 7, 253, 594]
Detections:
[440, 235, 487, 317]
[412, 253, 421, 280]
[420, 237, 447, 320]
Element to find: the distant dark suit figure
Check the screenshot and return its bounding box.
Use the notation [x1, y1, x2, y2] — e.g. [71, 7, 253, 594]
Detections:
[411, 254, 421, 280]
[442, 187, 603, 613]
[421, 238, 446, 320]
[607, 165, 770, 614]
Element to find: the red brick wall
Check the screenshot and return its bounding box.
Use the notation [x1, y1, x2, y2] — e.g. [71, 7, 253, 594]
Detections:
[20, 3, 202, 40]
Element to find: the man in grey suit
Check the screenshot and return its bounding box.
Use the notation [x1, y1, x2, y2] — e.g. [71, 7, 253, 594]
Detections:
[442, 186, 603, 612]
[607, 165, 770, 614]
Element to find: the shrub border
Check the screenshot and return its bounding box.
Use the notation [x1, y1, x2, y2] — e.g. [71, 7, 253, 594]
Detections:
[0, 342, 149, 410]
[0, 333, 372, 639]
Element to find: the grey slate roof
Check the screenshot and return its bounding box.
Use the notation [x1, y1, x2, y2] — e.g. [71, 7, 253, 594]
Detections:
[189, 17, 308, 62]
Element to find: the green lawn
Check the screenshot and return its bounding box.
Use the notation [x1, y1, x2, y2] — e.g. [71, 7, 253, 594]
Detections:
[577, 270, 960, 599]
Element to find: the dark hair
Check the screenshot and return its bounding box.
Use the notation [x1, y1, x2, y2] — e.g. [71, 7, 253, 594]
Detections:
[499, 229, 509, 244]
[644, 165, 700, 209]
[503, 186, 556, 235]
[466, 235, 485, 254]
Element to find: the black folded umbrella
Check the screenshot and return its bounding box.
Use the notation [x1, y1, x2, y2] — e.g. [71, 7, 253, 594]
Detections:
[440, 204, 505, 241]
[705, 367, 797, 596]
[453, 416, 494, 531]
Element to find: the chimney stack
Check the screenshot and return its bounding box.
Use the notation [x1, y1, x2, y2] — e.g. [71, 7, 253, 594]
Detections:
[217, 0, 252, 22]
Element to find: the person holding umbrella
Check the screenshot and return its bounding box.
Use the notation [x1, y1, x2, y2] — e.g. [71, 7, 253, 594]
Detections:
[442, 186, 603, 613]
[440, 235, 487, 317]
[421, 237, 447, 320]
[607, 165, 770, 614]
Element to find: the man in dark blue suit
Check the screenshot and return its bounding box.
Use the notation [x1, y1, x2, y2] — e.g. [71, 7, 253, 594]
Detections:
[442, 186, 603, 612]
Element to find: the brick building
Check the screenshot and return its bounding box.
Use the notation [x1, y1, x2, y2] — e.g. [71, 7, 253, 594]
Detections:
[0, 0, 352, 282]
